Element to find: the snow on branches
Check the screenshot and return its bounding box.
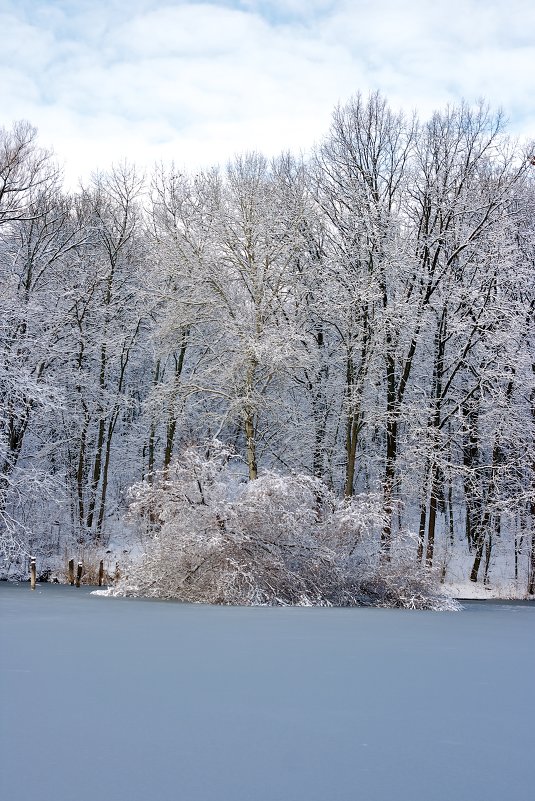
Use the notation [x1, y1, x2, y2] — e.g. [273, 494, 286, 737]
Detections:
[111, 441, 459, 610]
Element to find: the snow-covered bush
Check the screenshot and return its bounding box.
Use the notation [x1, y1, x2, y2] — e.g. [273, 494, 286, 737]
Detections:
[109, 441, 459, 609]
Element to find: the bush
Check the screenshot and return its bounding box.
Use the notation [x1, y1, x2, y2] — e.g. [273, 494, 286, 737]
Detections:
[108, 441, 459, 610]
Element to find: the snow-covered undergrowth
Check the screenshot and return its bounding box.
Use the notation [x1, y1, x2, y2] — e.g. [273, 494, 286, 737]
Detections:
[105, 443, 460, 611]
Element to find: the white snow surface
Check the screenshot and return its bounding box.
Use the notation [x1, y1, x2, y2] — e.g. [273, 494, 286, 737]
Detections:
[444, 579, 528, 600]
[1, 582, 533, 801]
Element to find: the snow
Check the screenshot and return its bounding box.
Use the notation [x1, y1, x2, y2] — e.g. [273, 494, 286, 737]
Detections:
[442, 544, 532, 599]
[1, 582, 534, 801]
[444, 579, 528, 600]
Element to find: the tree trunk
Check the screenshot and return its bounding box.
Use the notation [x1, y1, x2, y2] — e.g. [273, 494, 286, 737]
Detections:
[75, 413, 89, 529]
[528, 524, 535, 596]
[417, 460, 429, 563]
[426, 463, 440, 567]
[147, 359, 161, 482]
[381, 348, 397, 558]
[163, 332, 188, 473]
[244, 409, 258, 481]
[447, 471, 455, 546]
[381, 419, 397, 558]
[462, 395, 479, 551]
[470, 512, 490, 582]
[86, 343, 107, 530]
[344, 415, 361, 498]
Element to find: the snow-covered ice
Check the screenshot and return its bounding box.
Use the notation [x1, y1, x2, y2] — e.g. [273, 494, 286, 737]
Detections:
[1, 583, 533, 801]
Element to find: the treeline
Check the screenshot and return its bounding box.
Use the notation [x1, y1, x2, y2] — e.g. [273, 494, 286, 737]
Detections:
[1, 93, 534, 589]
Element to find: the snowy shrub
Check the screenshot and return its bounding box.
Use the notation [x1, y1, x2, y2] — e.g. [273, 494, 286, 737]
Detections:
[109, 441, 459, 610]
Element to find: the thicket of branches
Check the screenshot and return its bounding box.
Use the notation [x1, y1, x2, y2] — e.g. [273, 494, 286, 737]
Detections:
[108, 442, 459, 610]
[1, 94, 534, 596]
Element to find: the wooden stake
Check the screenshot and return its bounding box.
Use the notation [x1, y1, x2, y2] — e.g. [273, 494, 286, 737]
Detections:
[75, 561, 83, 588]
[68, 559, 75, 585]
[98, 560, 104, 587]
[30, 557, 36, 590]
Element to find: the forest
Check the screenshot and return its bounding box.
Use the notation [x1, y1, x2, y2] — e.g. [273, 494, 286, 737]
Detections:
[1, 92, 534, 601]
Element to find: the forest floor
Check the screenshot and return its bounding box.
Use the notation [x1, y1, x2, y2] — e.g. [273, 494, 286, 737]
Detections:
[443, 579, 532, 600]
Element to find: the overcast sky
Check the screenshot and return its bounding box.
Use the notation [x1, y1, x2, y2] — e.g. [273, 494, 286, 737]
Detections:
[2, 0, 533, 186]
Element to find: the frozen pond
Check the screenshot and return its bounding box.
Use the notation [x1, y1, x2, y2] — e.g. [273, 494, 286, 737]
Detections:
[1, 583, 534, 801]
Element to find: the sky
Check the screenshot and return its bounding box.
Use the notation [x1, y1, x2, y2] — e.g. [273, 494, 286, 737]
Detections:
[1, 0, 534, 186]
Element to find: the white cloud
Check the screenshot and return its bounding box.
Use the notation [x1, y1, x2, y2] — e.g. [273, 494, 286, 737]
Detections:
[1, 1, 533, 187]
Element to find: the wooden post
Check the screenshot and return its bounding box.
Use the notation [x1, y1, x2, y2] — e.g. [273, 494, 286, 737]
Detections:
[98, 560, 104, 587]
[68, 559, 75, 585]
[75, 561, 83, 588]
[30, 557, 36, 590]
